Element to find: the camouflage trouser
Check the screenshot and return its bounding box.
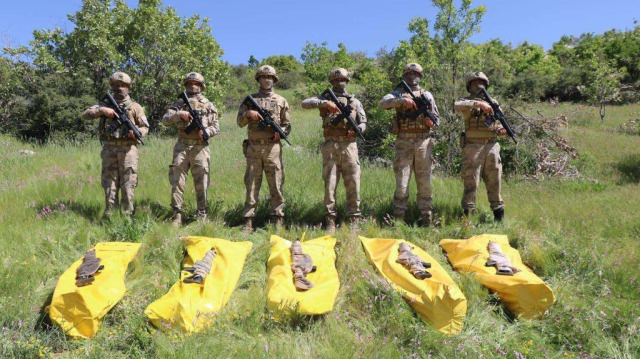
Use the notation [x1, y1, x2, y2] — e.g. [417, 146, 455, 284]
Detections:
[101, 143, 138, 214]
[461, 142, 503, 211]
[168, 141, 210, 213]
[242, 142, 285, 218]
[321, 140, 361, 218]
[393, 137, 433, 217]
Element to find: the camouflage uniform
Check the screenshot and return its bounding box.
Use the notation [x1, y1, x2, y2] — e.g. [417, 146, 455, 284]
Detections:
[379, 63, 439, 224]
[454, 71, 504, 218]
[301, 68, 366, 225]
[237, 65, 291, 223]
[162, 72, 219, 222]
[81, 72, 148, 215]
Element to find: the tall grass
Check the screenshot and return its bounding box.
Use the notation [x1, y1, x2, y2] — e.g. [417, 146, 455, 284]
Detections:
[0, 103, 639, 358]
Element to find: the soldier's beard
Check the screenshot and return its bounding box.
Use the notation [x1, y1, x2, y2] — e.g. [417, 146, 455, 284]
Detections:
[111, 86, 130, 101]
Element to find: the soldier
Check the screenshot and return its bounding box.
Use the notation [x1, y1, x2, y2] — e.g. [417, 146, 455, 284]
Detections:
[301, 68, 366, 233]
[162, 72, 219, 227]
[454, 71, 507, 221]
[379, 63, 439, 226]
[237, 65, 291, 232]
[82, 71, 148, 217]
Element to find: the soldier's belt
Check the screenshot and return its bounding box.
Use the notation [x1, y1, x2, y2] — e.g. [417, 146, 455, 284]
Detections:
[104, 139, 137, 147]
[465, 137, 497, 144]
[397, 132, 431, 139]
[324, 136, 356, 142]
[248, 138, 278, 145]
[178, 138, 206, 146]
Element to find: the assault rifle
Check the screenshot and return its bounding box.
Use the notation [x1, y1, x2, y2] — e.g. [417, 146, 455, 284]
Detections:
[180, 91, 209, 145]
[478, 87, 517, 144]
[243, 95, 291, 145]
[103, 93, 145, 145]
[398, 80, 439, 127]
[321, 88, 365, 141]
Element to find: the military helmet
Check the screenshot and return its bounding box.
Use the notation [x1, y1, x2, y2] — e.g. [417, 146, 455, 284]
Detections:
[402, 63, 424, 77]
[465, 71, 490, 91]
[329, 68, 350, 82]
[109, 71, 132, 86]
[184, 72, 206, 90]
[255, 65, 279, 82]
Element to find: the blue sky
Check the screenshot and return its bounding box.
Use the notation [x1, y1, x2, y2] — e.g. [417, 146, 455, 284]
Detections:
[0, 0, 637, 64]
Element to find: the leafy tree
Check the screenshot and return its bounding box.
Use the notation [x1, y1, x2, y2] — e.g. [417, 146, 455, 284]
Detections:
[9, 0, 228, 136]
[300, 42, 355, 97]
[356, 61, 395, 160]
[582, 54, 627, 122]
[432, 0, 486, 103]
[260, 55, 303, 89]
[248, 55, 259, 67]
[122, 0, 228, 128]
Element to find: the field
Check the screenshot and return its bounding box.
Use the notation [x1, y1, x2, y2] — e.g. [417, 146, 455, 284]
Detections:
[0, 102, 639, 358]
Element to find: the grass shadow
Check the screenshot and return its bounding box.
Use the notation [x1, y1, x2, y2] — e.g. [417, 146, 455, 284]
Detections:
[263, 308, 326, 332]
[33, 290, 56, 333]
[66, 200, 102, 221]
[615, 153, 640, 184]
[136, 199, 173, 220]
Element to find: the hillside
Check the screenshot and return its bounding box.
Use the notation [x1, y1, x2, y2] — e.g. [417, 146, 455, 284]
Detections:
[0, 103, 639, 358]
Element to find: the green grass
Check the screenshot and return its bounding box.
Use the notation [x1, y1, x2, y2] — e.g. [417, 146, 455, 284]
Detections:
[1, 103, 639, 358]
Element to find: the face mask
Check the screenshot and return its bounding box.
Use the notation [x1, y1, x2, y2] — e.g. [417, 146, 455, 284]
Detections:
[332, 80, 348, 92]
[186, 82, 201, 96]
[403, 72, 421, 87]
[259, 77, 274, 90]
[111, 85, 130, 101]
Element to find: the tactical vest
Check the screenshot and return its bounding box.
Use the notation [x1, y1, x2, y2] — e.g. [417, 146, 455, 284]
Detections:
[463, 96, 497, 139]
[321, 94, 358, 138]
[178, 97, 211, 140]
[99, 99, 136, 141]
[247, 94, 284, 140]
[395, 91, 431, 133]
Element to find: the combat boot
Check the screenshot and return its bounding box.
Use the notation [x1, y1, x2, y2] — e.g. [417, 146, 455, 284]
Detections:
[243, 218, 254, 233]
[171, 212, 182, 228]
[420, 212, 432, 227]
[325, 216, 336, 235]
[196, 210, 207, 223]
[493, 208, 505, 222]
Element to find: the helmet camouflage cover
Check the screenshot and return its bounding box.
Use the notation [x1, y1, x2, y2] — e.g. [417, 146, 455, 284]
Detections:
[184, 72, 206, 90]
[255, 65, 279, 82]
[466, 71, 490, 91]
[402, 63, 424, 77]
[109, 71, 132, 86]
[329, 68, 350, 82]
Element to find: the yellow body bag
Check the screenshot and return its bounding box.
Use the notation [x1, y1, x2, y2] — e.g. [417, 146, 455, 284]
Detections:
[47, 242, 141, 339]
[439, 234, 555, 318]
[266, 235, 339, 315]
[360, 236, 467, 335]
[144, 236, 252, 333]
